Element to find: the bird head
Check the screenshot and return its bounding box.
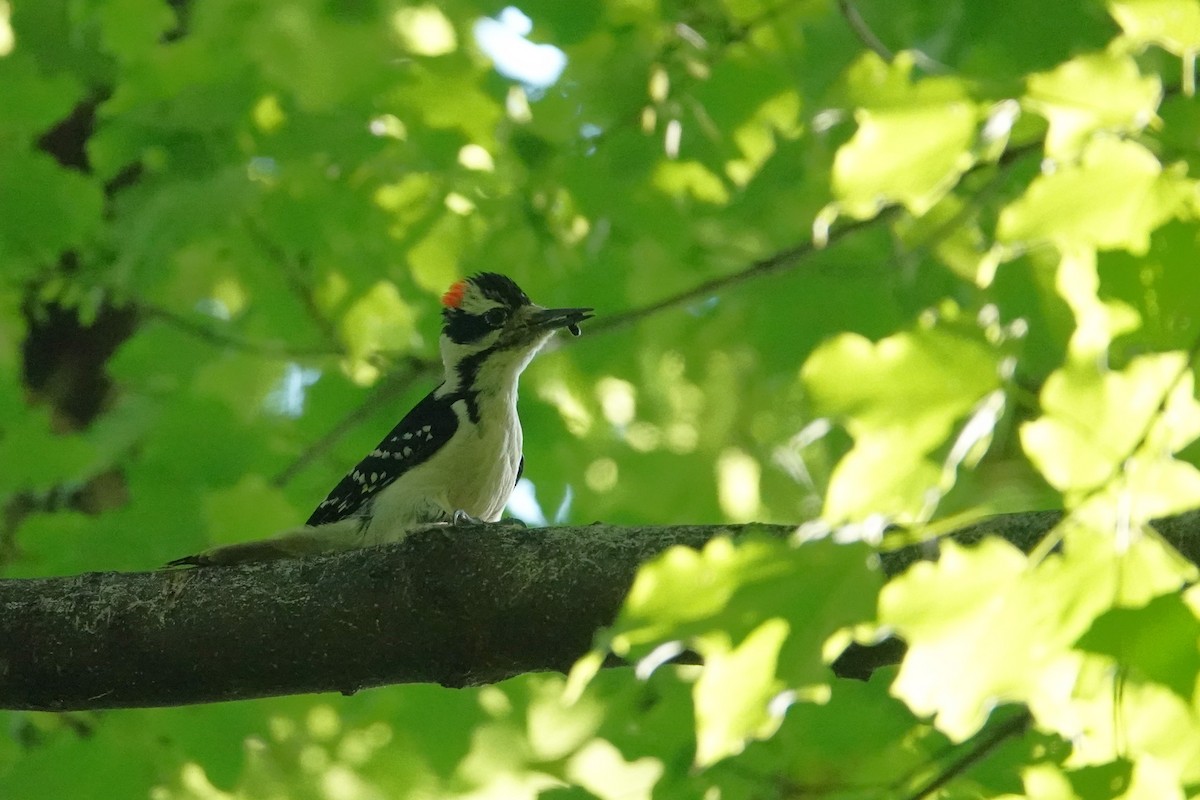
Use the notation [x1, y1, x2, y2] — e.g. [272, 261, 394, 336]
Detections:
[439, 273, 593, 393]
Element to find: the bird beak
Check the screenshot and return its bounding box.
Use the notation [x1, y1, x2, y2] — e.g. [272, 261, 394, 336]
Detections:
[528, 306, 594, 336]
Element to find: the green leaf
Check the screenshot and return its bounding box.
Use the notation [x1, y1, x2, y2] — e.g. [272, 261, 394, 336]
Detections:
[93, 0, 176, 62]
[882, 526, 1191, 742]
[607, 536, 794, 651]
[1053, 247, 1141, 359]
[0, 408, 100, 491]
[563, 738, 662, 800]
[1110, 0, 1200, 55]
[0, 150, 104, 264]
[338, 281, 418, 384]
[996, 137, 1194, 254]
[831, 52, 981, 218]
[652, 162, 731, 205]
[608, 535, 877, 664]
[598, 535, 879, 765]
[1021, 351, 1200, 497]
[801, 325, 1001, 521]
[1075, 591, 1200, 700]
[0, 52, 84, 136]
[1024, 52, 1161, 159]
[692, 618, 789, 766]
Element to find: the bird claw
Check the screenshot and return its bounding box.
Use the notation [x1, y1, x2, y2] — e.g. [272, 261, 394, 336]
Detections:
[452, 509, 481, 525]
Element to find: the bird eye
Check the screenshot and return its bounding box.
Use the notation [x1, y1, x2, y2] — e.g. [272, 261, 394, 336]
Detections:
[483, 308, 508, 328]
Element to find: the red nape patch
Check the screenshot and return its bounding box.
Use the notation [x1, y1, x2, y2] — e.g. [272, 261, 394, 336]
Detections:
[442, 279, 468, 308]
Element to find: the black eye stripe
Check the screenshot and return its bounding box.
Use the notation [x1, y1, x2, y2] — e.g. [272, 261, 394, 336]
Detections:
[444, 309, 493, 343]
[442, 274, 530, 344]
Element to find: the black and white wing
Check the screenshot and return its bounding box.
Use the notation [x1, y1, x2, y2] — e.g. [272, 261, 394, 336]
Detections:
[305, 388, 459, 526]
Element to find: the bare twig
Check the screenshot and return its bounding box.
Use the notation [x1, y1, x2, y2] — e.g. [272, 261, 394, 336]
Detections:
[242, 219, 343, 350]
[140, 304, 342, 359]
[900, 711, 1031, 800]
[590, 135, 1043, 338]
[836, 0, 894, 62]
[270, 355, 440, 487]
[586, 212, 895, 336]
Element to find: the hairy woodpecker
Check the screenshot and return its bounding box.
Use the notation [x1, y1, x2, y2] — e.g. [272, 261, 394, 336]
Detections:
[171, 273, 591, 566]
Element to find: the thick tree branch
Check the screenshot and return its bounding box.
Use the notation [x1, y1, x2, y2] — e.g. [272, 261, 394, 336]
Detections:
[3, 512, 1199, 712]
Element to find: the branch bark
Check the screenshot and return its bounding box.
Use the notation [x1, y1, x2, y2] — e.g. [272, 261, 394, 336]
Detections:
[3, 512, 1199, 712]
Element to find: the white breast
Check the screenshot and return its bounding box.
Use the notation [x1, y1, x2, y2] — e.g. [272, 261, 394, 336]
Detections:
[363, 393, 522, 542]
[441, 395, 522, 520]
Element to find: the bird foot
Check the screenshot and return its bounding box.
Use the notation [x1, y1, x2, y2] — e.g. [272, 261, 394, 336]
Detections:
[452, 509, 482, 525]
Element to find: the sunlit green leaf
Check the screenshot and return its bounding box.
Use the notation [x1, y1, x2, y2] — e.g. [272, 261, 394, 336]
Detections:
[607, 535, 877, 665]
[692, 618, 790, 766]
[339, 281, 418, 384]
[997, 137, 1194, 254]
[883, 525, 1192, 742]
[1021, 351, 1200, 498]
[564, 739, 661, 800]
[1110, 0, 1200, 55]
[595, 535, 879, 768]
[802, 324, 1001, 521]
[831, 52, 981, 218]
[1024, 52, 1161, 159]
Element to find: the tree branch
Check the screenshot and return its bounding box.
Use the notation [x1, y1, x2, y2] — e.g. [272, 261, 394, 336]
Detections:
[140, 304, 343, 359]
[586, 213, 895, 336]
[4, 511, 1200, 712]
[270, 355, 440, 486]
[836, 0, 895, 63]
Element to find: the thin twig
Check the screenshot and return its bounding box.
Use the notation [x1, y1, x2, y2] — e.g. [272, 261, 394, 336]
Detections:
[590, 135, 1043, 338]
[836, 0, 894, 62]
[836, 0, 947, 73]
[900, 711, 1030, 800]
[242, 219, 343, 350]
[270, 355, 440, 487]
[140, 304, 343, 359]
[586, 212, 895, 336]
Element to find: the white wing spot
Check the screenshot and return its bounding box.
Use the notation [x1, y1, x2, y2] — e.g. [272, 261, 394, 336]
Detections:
[403, 447, 412, 457]
[403, 432, 413, 440]
[370, 472, 379, 483]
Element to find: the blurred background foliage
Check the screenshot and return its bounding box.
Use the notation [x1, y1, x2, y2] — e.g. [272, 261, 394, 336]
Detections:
[4, 0, 1200, 796]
